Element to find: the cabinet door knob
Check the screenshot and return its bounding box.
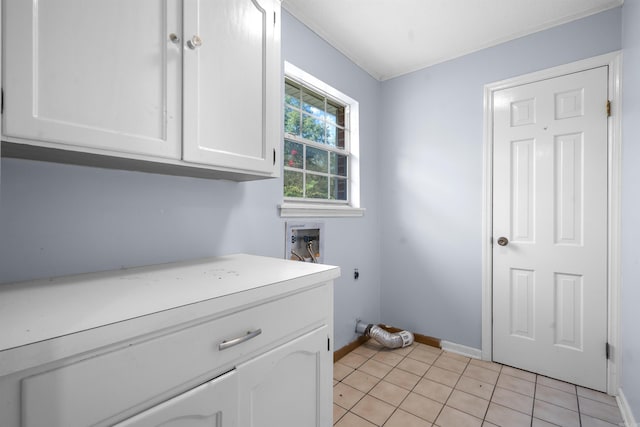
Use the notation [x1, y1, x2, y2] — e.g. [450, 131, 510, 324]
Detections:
[168, 33, 180, 44]
[187, 35, 203, 50]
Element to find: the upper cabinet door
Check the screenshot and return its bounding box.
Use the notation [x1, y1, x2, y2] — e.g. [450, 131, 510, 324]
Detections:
[2, 0, 182, 159]
[182, 0, 281, 176]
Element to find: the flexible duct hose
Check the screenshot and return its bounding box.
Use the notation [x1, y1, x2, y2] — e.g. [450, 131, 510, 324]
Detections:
[355, 320, 414, 349]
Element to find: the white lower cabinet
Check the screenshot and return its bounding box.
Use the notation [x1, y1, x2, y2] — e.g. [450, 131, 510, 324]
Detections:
[117, 326, 331, 427]
[237, 326, 332, 427]
[0, 255, 338, 427]
[115, 370, 238, 427]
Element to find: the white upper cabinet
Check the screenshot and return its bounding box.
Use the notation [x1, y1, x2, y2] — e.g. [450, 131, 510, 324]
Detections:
[1, 0, 281, 179]
[2, 0, 182, 159]
[182, 0, 281, 174]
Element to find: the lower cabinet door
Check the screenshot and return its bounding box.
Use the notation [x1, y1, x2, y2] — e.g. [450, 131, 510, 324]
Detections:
[115, 370, 237, 427]
[237, 326, 332, 427]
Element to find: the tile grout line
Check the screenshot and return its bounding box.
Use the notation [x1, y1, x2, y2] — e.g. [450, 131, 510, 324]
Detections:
[484, 362, 504, 426]
[378, 349, 416, 426]
[404, 348, 494, 425]
[576, 383, 583, 427]
[416, 347, 459, 425]
[382, 345, 442, 426]
[341, 348, 387, 425]
[406, 349, 522, 425]
[577, 393, 625, 426]
[530, 374, 537, 427]
[337, 344, 422, 425]
[385, 344, 450, 425]
[423, 350, 450, 426]
[435, 351, 475, 425]
[337, 344, 625, 427]
[333, 352, 370, 424]
[373, 351, 403, 426]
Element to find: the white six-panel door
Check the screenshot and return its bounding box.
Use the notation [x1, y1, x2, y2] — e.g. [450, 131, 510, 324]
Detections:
[492, 66, 608, 391]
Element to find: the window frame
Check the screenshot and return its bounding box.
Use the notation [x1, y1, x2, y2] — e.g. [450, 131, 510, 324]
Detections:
[279, 62, 364, 218]
[283, 73, 350, 204]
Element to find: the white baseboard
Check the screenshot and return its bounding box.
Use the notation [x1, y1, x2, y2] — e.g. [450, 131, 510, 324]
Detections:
[441, 341, 482, 359]
[618, 388, 639, 427]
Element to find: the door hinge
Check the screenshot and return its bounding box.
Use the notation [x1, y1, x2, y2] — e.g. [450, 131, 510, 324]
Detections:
[606, 100, 611, 117]
[274, 11, 276, 25]
[606, 342, 611, 360]
[273, 148, 276, 165]
[327, 337, 331, 352]
[1, 88, 4, 114]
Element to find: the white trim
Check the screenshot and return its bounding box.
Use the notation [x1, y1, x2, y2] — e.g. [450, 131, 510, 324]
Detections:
[481, 79, 494, 362]
[618, 388, 639, 427]
[279, 202, 365, 218]
[282, 61, 361, 213]
[481, 51, 622, 395]
[441, 341, 482, 360]
[284, 62, 359, 108]
[606, 52, 623, 396]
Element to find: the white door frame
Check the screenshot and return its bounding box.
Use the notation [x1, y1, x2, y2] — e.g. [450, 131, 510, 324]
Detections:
[481, 51, 622, 394]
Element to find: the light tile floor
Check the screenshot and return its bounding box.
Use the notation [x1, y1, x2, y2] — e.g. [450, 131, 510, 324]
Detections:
[333, 341, 624, 427]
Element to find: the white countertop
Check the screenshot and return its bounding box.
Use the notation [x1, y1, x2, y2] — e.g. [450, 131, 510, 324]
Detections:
[0, 254, 340, 353]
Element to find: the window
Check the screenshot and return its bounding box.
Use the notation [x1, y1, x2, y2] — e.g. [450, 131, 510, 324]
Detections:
[280, 62, 364, 218]
[283, 79, 348, 201]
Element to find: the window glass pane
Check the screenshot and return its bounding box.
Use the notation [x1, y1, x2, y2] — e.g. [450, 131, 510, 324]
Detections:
[285, 81, 300, 107]
[326, 124, 337, 147]
[306, 146, 328, 173]
[336, 127, 346, 149]
[301, 114, 325, 144]
[326, 101, 344, 125]
[330, 153, 348, 177]
[284, 170, 304, 198]
[330, 177, 348, 201]
[306, 174, 328, 199]
[284, 140, 303, 169]
[326, 124, 346, 148]
[302, 89, 325, 119]
[284, 107, 301, 136]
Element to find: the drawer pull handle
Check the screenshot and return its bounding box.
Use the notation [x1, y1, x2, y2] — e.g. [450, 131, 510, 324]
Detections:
[219, 329, 262, 351]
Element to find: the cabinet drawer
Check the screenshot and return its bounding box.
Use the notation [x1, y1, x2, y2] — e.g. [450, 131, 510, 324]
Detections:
[21, 284, 330, 427]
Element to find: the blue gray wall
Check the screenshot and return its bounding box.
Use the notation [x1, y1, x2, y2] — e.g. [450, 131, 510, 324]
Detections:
[622, 0, 640, 418]
[378, 8, 622, 349]
[0, 10, 383, 351]
[281, 11, 383, 348]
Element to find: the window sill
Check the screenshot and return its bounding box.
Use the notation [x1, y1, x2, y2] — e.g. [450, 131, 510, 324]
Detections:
[279, 203, 365, 218]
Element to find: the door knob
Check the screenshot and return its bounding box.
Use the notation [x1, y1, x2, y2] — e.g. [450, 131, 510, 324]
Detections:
[497, 237, 509, 246]
[187, 35, 203, 50]
[168, 33, 180, 44]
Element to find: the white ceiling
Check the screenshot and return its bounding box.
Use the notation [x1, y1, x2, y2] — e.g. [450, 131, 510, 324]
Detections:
[282, 0, 623, 81]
